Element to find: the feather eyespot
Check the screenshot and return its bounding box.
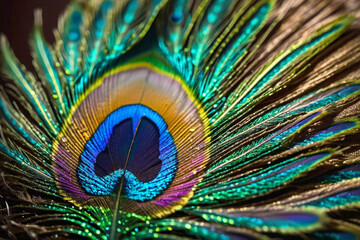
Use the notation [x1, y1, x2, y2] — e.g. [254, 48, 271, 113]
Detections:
[52, 59, 210, 217]
[78, 104, 178, 202]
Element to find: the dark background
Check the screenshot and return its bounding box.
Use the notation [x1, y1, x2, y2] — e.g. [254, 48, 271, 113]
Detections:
[0, 0, 69, 71]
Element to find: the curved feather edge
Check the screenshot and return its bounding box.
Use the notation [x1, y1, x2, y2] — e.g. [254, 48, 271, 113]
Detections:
[31, 10, 69, 117]
[184, 206, 326, 234]
[190, 150, 334, 205]
[133, 219, 271, 240]
[0, 35, 59, 135]
[214, 15, 355, 125]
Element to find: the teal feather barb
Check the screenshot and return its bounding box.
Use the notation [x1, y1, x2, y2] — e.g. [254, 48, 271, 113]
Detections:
[0, 0, 360, 239]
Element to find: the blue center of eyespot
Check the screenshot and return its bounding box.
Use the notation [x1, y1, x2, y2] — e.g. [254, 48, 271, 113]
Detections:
[77, 104, 178, 202]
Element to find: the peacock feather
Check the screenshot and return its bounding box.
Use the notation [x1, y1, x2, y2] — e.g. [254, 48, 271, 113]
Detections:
[0, 0, 360, 239]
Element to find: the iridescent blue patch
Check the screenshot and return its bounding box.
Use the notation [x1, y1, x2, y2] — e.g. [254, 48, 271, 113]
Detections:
[77, 104, 178, 202]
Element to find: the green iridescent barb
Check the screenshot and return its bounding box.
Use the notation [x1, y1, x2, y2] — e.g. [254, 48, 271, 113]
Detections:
[0, 0, 360, 239]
